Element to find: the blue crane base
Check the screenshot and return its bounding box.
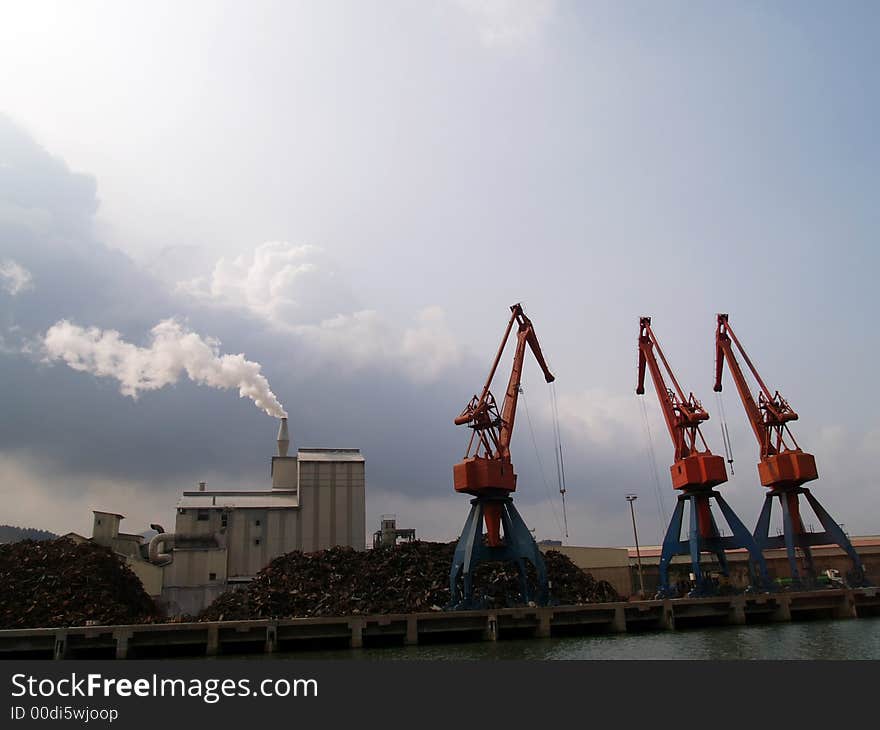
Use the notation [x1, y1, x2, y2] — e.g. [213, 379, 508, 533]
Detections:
[448, 496, 549, 610]
[754, 486, 870, 589]
[657, 490, 772, 598]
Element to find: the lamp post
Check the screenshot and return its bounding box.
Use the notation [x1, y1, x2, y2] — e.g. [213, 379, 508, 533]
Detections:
[626, 494, 645, 598]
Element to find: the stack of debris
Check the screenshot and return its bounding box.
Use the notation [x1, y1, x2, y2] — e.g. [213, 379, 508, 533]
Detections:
[542, 550, 621, 604]
[200, 541, 619, 621]
[0, 538, 158, 629]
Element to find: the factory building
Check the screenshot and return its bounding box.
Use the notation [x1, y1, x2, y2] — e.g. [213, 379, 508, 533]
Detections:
[84, 511, 165, 597]
[87, 418, 366, 616]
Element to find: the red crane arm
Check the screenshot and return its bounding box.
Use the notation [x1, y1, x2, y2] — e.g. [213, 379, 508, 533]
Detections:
[714, 313, 767, 452]
[473, 306, 519, 417]
[636, 317, 710, 462]
[454, 303, 554, 461]
[498, 305, 555, 459]
[713, 313, 800, 458]
[712, 313, 817, 489]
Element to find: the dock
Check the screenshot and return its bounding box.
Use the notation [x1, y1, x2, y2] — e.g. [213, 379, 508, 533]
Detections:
[1, 587, 878, 660]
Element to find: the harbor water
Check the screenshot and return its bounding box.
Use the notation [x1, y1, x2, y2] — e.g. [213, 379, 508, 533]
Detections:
[239, 616, 880, 660]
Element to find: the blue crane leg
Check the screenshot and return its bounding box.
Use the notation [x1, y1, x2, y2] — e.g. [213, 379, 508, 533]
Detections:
[714, 492, 771, 590]
[802, 489, 870, 585]
[498, 505, 531, 603]
[658, 498, 685, 596]
[753, 493, 774, 552]
[779, 492, 802, 585]
[688, 495, 705, 594]
[449, 500, 485, 606]
[503, 500, 549, 605]
[801, 542, 817, 579]
[705, 503, 730, 578]
[449, 497, 549, 609]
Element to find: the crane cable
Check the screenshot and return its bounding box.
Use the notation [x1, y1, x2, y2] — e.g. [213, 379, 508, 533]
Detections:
[549, 382, 569, 539]
[639, 396, 668, 543]
[520, 384, 565, 540]
[714, 391, 735, 475]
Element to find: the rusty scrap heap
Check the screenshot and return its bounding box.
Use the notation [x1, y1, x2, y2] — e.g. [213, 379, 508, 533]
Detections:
[0, 538, 158, 629]
[200, 541, 619, 621]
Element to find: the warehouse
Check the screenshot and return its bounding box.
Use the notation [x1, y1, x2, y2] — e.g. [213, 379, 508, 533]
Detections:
[542, 545, 632, 599]
[625, 537, 880, 597]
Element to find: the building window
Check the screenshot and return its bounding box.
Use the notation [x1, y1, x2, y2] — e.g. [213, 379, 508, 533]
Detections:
[255, 519, 261, 526]
[209, 572, 217, 581]
[221, 513, 228, 528]
[197, 509, 209, 521]
[254, 538, 261, 546]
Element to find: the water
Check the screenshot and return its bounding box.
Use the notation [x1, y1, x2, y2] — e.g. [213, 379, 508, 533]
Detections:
[248, 617, 880, 660]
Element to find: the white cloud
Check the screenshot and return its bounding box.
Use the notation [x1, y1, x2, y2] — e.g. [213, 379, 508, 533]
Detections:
[861, 428, 880, 455]
[42, 318, 288, 418]
[289, 306, 464, 383]
[455, 0, 556, 48]
[815, 424, 846, 454]
[400, 306, 464, 381]
[0, 258, 33, 295]
[178, 241, 347, 326]
[290, 309, 393, 370]
[179, 241, 464, 382]
[554, 388, 656, 448]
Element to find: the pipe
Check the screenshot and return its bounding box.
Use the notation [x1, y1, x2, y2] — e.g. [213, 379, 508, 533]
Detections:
[277, 417, 290, 457]
[148, 533, 175, 566]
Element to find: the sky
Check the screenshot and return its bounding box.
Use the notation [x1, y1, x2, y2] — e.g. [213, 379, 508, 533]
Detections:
[0, 0, 877, 546]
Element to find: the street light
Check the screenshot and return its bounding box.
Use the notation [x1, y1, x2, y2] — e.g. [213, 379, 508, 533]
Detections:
[626, 494, 645, 598]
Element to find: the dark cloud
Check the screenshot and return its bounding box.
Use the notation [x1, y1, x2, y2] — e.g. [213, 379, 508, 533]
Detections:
[0, 116, 481, 504]
[4, 115, 872, 546]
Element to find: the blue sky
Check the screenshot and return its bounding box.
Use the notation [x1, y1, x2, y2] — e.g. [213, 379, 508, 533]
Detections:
[0, 1, 877, 544]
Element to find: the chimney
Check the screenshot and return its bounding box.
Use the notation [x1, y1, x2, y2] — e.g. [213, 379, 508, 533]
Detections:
[198, 481, 206, 492]
[276, 417, 290, 457]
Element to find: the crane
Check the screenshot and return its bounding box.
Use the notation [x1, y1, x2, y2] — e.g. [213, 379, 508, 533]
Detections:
[714, 313, 868, 587]
[637, 317, 770, 597]
[449, 303, 555, 608]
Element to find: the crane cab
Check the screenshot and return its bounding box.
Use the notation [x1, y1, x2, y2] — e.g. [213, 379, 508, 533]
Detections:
[670, 453, 727, 491]
[453, 455, 517, 496]
[757, 451, 818, 488]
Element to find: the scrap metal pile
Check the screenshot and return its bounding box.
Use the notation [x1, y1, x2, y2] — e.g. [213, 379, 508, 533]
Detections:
[0, 538, 158, 629]
[200, 541, 619, 621]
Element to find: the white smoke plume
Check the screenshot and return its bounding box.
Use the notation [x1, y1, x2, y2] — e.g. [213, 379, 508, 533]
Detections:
[42, 319, 287, 418]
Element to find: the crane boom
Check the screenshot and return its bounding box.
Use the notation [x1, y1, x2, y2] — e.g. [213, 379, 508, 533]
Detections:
[636, 317, 726, 490]
[498, 306, 554, 459]
[454, 303, 554, 474]
[714, 314, 766, 450]
[713, 313, 816, 488]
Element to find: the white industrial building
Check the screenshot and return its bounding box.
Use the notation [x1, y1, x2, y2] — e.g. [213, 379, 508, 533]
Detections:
[87, 418, 366, 616]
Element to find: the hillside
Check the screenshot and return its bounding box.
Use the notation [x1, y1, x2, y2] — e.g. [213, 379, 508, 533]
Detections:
[0, 525, 58, 544]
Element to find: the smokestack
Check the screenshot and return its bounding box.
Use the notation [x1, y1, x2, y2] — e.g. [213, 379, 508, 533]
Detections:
[277, 417, 290, 457]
